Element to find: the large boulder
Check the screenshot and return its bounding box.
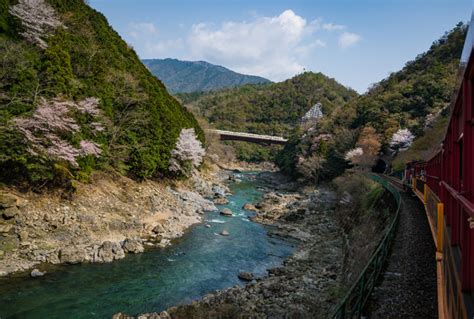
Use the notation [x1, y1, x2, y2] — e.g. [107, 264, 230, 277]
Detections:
[212, 186, 227, 198]
[238, 271, 254, 281]
[0, 223, 13, 233]
[152, 223, 165, 234]
[2, 207, 18, 220]
[30, 269, 46, 278]
[97, 241, 125, 262]
[122, 238, 144, 254]
[59, 246, 87, 264]
[0, 193, 18, 209]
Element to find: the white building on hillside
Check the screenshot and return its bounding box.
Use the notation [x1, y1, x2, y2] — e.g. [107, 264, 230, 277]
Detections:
[302, 102, 323, 122]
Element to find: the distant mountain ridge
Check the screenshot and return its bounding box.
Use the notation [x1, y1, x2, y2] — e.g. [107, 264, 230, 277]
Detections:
[142, 58, 271, 93]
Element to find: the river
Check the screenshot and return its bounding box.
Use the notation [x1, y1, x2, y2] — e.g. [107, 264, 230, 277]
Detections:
[0, 173, 296, 318]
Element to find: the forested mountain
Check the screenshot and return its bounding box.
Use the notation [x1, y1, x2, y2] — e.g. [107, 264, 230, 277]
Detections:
[180, 72, 357, 161]
[0, 0, 202, 185]
[352, 22, 466, 143]
[277, 23, 466, 180]
[142, 58, 271, 93]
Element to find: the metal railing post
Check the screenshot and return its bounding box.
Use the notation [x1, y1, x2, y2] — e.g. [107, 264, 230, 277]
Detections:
[437, 203, 444, 253]
[424, 183, 428, 204]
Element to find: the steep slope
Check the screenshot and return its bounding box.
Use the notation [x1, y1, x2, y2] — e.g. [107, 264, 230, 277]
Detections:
[181, 72, 357, 161]
[0, 0, 203, 185]
[142, 58, 271, 93]
[277, 23, 466, 180]
[352, 22, 466, 143]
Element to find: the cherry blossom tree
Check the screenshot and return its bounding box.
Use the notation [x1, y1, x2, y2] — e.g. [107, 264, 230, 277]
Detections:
[76, 97, 100, 116]
[169, 128, 205, 176]
[345, 147, 364, 162]
[14, 97, 102, 167]
[9, 0, 64, 49]
[390, 128, 415, 152]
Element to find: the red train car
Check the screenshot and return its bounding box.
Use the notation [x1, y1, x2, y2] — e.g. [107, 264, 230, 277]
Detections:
[405, 13, 474, 319]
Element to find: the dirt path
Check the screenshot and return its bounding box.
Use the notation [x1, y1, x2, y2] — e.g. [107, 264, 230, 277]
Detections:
[366, 190, 437, 318]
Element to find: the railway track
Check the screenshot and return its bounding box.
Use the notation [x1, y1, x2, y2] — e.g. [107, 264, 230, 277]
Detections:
[365, 177, 437, 318]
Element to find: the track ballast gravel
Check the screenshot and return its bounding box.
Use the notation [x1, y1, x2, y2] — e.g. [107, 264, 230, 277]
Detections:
[366, 189, 437, 318]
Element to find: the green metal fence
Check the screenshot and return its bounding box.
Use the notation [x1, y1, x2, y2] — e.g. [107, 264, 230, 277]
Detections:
[389, 170, 404, 180]
[331, 174, 402, 318]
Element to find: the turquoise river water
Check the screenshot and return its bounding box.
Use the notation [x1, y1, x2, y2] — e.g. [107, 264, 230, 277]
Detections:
[0, 173, 295, 318]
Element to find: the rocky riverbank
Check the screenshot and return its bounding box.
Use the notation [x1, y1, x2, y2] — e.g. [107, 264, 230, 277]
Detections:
[116, 173, 347, 318]
[0, 164, 231, 276]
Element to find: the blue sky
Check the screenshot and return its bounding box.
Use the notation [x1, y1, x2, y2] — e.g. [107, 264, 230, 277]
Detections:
[89, 0, 471, 93]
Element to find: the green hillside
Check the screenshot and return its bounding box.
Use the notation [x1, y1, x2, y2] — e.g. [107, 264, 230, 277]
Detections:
[352, 22, 466, 143]
[277, 23, 466, 180]
[181, 72, 357, 161]
[143, 58, 271, 93]
[0, 0, 203, 186]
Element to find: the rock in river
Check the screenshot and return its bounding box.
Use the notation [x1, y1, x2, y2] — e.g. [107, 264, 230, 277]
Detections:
[238, 271, 254, 281]
[214, 197, 229, 205]
[242, 203, 258, 211]
[220, 230, 230, 236]
[219, 208, 233, 217]
[30, 269, 45, 278]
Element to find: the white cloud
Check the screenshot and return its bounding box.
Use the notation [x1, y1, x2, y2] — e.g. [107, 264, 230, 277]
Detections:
[127, 22, 184, 57]
[147, 39, 184, 56]
[338, 32, 361, 49]
[322, 23, 346, 31]
[128, 22, 158, 39]
[126, 11, 361, 81]
[185, 10, 319, 80]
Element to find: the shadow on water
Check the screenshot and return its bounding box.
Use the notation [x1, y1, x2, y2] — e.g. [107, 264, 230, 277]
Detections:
[0, 173, 296, 319]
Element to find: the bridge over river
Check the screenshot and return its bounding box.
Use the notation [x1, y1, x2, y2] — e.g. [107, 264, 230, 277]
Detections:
[208, 129, 288, 145]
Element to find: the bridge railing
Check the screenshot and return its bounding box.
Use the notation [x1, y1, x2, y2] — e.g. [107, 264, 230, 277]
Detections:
[208, 129, 288, 144]
[332, 174, 401, 318]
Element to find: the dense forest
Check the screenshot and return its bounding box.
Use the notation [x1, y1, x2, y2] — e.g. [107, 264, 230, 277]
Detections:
[277, 23, 466, 181]
[180, 72, 357, 161]
[0, 0, 202, 186]
[352, 22, 466, 143]
[143, 58, 270, 93]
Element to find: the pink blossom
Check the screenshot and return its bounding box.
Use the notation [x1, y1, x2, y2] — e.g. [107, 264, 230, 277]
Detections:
[9, 0, 64, 49]
[13, 97, 103, 167]
[345, 147, 364, 161]
[91, 122, 105, 134]
[169, 128, 205, 174]
[79, 140, 102, 156]
[45, 134, 80, 167]
[20, 97, 80, 133]
[390, 129, 415, 151]
[77, 97, 100, 116]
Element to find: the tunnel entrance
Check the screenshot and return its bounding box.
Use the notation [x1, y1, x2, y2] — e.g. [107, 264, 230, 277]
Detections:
[372, 158, 387, 174]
